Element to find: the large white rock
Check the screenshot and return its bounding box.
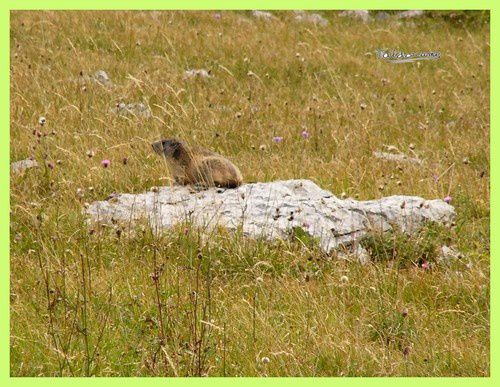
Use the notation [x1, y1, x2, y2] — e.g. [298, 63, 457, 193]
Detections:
[86, 179, 455, 257]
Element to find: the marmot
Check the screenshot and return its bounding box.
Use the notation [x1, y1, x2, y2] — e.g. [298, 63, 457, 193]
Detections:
[152, 138, 243, 188]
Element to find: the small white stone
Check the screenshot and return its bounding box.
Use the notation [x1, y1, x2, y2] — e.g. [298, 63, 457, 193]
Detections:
[184, 69, 211, 79]
[373, 151, 422, 165]
[94, 70, 110, 84]
[252, 10, 275, 20]
[11, 158, 38, 174]
[396, 10, 425, 19]
[112, 102, 151, 118]
[294, 12, 328, 26]
[339, 10, 370, 22]
[438, 245, 463, 264]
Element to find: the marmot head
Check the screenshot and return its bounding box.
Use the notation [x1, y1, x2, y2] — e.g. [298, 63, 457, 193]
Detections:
[151, 138, 185, 159]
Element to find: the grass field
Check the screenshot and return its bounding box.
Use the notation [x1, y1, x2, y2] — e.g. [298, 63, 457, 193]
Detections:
[10, 10, 490, 376]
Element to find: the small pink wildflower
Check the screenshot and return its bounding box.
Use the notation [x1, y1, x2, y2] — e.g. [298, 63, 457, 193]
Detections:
[214, 13, 221, 20]
[301, 130, 310, 139]
[444, 195, 452, 204]
[101, 159, 111, 168]
[421, 261, 430, 270]
[272, 136, 283, 143]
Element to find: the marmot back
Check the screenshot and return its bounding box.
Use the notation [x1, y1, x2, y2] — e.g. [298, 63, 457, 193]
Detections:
[152, 138, 243, 188]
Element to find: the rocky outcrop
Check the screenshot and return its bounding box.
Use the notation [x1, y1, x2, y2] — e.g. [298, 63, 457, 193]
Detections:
[87, 180, 455, 260]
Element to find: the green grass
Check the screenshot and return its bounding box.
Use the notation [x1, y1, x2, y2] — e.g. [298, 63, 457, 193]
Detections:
[361, 223, 449, 267]
[10, 10, 489, 376]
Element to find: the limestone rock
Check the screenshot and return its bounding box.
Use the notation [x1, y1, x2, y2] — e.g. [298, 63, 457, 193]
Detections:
[111, 102, 151, 118]
[438, 245, 463, 264]
[11, 158, 38, 174]
[87, 180, 455, 260]
[184, 69, 212, 79]
[375, 12, 391, 21]
[294, 11, 329, 26]
[396, 10, 425, 19]
[251, 10, 276, 20]
[373, 151, 423, 165]
[339, 10, 371, 23]
[94, 70, 111, 84]
[73, 70, 112, 86]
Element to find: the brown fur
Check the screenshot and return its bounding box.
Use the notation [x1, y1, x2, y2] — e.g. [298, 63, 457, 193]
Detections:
[152, 138, 243, 188]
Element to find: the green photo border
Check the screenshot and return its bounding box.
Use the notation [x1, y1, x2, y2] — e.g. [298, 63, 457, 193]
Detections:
[2, 0, 496, 384]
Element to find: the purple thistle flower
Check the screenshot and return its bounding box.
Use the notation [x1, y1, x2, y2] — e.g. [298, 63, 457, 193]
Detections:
[214, 13, 221, 20]
[444, 195, 452, 204]
[272, 136, 283, 143]
[301, 130, 310, 139]
[101, 159, 111, 168]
